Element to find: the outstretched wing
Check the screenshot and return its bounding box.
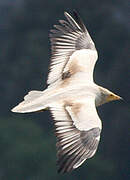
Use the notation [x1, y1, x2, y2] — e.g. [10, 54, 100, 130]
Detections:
[48, 11, 98, 86]
[50, 97, 102, 173]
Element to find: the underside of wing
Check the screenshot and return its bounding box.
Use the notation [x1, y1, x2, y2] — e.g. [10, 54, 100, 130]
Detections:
[48, 11, 97, 87]
[50, 98, 101, 173]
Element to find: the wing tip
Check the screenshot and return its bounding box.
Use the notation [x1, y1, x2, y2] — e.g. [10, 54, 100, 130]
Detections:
[64, 11, 68, 16]
[64, 10, 79, 19]
[64, 10, 86, 33]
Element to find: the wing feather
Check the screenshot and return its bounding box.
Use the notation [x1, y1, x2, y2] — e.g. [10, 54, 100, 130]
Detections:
[50, 98, 101, 173]
[48, 11, 97, 86]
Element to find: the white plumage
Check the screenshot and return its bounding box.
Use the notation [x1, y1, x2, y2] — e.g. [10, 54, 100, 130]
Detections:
[11, 11, 121, 173]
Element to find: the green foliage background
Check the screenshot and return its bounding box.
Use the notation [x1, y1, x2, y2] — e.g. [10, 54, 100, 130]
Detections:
[0, 0, 129, 179]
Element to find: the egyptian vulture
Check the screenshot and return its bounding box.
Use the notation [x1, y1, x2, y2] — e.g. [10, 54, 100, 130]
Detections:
[12, 11, 122, 173]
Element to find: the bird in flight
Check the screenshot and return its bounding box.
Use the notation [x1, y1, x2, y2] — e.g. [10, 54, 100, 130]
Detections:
[12, 11, 122, 173]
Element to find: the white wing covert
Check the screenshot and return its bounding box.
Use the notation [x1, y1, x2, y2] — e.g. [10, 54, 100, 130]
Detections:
[48, 11, 97, 86]
[50, 97, 102, 173]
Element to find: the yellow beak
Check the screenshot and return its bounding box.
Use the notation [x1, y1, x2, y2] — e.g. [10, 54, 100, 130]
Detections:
[107, 94, 123, 102]
[113, 95, 122, 100]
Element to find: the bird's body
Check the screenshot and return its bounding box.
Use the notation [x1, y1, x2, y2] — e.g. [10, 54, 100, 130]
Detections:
[11, 11, 121, 173]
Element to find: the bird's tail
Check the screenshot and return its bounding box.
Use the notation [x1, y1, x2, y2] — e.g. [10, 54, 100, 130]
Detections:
[11, 90, 49, 113]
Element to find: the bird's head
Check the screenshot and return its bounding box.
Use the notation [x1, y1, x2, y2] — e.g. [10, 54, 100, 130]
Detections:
[97, 87, 122, 106]
[106, 92, 122, 102]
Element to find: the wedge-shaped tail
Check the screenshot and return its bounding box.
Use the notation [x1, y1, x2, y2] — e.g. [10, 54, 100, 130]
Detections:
[11, 90, 47, 113]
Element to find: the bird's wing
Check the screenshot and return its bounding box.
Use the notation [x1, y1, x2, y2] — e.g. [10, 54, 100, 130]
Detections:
[50, 97, 102, 173]
[48, 11, 98, 87]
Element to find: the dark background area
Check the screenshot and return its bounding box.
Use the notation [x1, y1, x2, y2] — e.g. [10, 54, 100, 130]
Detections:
[0, 0, 129, 179]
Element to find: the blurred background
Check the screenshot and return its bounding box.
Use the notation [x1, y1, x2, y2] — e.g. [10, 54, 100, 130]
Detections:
[0, 0, 129, 179]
